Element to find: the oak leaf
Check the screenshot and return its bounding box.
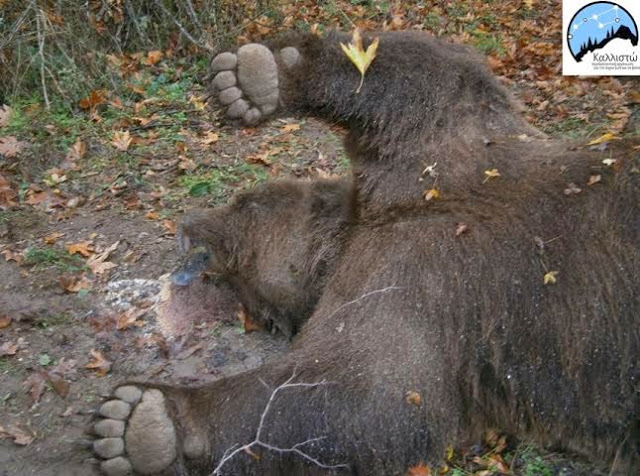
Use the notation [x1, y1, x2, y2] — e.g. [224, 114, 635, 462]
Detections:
[340, 29, 380, 93]
[0, 425, 34, 446]
[66, 241, 94, 257]
[0, 136, 26, 158]
[407, 462, 431, 476]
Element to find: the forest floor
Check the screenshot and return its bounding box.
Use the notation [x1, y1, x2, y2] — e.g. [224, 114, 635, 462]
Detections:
[1, 1, 639, 475]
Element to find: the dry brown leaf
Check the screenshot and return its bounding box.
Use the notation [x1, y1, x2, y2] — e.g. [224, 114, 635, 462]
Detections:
[59, 275, 92, 293]
[280, 123, 300, 133]
[116, 307, 146, 330]
[0, 341, 18, 357]
[0, 316, 12, 329]
[145, 210, 159, 220]
[0, 105, 11, 127]
[46, 372, 69, 398]
[66, 241, 94, 257]
[407, 462, 431, 476]
[405, 390, 422, 406]
[587, 174, 602, 186]
[66, 138, 86, 161]
[146, 50, 163, 65]
[1, 249, 23, 264]
[78, 89, 106, 110]
[238, 306, 263, 333]
[163, 219, 177, 235]
[0, 425, 34, 446]
[43, 232, 64, 245]
[0, 136, 27, 158]
[0, 173, 17, 207]
[200, 131, 219, 145]
[22, 372, 47, 403]
[85, 349, 112, 376]
[112, 130, 132, 152]
[86, 240, 119, 275]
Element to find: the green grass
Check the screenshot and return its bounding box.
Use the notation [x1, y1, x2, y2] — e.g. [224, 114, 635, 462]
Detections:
[35, 313, 73, 329]
[23, 246, 87, 272]
[179, 163, 269, 202]
[473, 32, 506, 56]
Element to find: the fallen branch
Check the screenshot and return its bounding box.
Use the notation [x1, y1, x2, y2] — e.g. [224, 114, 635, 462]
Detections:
[212, 370, 349, 475]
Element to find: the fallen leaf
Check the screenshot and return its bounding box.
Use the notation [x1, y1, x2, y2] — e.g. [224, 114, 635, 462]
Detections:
[111, 130, 132, 152]
[543, 270, 558, 285]
[85, 349, 112, 376]
[586, 133, 617, 146]
[0, 104, 11, 127]
[43, 232, 64, 245]
[163, 219, 177, 235]
[563, 183, 582, 196]
[59, 275, 92, 293]
[455, 223, 468, 236]
[405, 390, 422, 406]
[66, 241, 94, 257]
[146, 50, 163, 65]
[0, 425, 34, 446]
[78, 89, 106, 110]
[483, 168, 501, 183]
[0, 136, 27, 157]
[587, 174, 601, 186]
[46, 372, 69, 398]
[145, 210, 159, 220]
[200, 131, 219, 145]
[22, 372, 47, 403]
[407, 462, 431, 476]
[340, 29, 380, 93]
[86, 240, 119, 274]
[66, 138, 86, 161]
[0, 341, 18, 357]
[280, 124, 300, 133]
[423, 188, 440, 201]
[0, 316, 12, 329]
[0, 173, 17, 207]
[116, 307, 146, 330]
[1, 249, 23, 264]
[238, 306, 263, 333]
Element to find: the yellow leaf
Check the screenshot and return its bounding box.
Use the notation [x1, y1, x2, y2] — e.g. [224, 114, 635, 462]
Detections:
[66, 241, 95, 257]
[146, 50, 163, 66]
[423, 188, 441, 201]
[523, 0, 534, 10]
[483, 168, 501, 183]
[445, 445, 454, 461]
[405, 390, 422, 406]
[586, 133, 618, 146]
[340, 29, 380, 93]
[543, 270, 558, 285]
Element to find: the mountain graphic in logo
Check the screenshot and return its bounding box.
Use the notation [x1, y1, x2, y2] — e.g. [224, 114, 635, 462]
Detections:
[567, 1, 638, 62]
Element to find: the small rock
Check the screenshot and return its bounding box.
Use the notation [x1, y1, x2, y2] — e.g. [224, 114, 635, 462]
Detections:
[94, 419, 125, 438]
[99, 400, 131, 420]
[101, 456, 132, 476]
[114, 386, 142, 405]
[93, 438, 125, 459]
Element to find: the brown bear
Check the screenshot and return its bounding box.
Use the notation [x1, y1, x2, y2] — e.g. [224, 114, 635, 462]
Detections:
[171, 178, 355, 337]
[91, 31, 639, 475]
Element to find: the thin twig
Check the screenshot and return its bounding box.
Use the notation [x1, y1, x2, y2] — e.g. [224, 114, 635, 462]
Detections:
[323, 286, 403, 321]
[153, 0, 214, 52]
[212, 370, 348, 475]
[34, 6, 50, 109]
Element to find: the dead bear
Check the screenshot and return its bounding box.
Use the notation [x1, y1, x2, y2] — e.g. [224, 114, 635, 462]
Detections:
[92, 31, 639, 475]
[171, 178, 355, 337]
